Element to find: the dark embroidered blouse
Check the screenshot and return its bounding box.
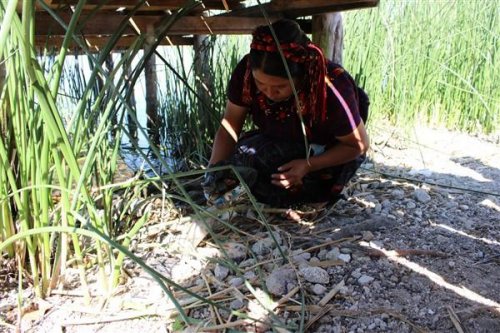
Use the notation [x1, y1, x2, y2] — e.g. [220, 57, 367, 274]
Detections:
[227, 55, 362, 147]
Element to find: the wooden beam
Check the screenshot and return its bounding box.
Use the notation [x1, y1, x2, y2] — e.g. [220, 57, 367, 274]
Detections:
[34, 12, 278, 36]
[220, 0, 379, 17]
[42, 0, 244, 11]
[35, 35, 194, 50]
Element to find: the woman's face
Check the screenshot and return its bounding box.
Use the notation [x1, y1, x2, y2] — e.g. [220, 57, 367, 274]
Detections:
[252, 69, 296, 102]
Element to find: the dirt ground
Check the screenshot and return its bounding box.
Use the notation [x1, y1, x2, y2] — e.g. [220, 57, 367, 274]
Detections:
[1, 124, 499, 333]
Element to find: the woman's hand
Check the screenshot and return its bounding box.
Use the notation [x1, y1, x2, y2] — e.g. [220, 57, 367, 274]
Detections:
[271, 159, 311, 189]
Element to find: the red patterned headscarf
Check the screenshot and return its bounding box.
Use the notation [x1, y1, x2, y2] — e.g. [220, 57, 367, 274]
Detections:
[241, 25, 328, 122]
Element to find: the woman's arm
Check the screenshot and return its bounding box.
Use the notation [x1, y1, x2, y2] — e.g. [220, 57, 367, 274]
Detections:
[308, 120, 369, 170]
[271, 121, 369, 189]
[208, 101, 248, 165]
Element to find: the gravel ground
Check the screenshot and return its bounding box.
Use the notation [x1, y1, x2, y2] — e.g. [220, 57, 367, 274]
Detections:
[1, 125, 499, 333]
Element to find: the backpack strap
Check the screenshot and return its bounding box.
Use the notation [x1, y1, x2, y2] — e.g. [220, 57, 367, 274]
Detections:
[326, 66, 370, 124]
[325, 76, 359, 131]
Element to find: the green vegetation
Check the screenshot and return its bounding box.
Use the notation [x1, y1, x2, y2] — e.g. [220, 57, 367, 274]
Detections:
[1, 0, 498, 330]
[343, 0, 499, 134]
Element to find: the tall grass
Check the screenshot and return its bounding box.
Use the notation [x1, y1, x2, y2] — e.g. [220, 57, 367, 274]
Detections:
[0, 1, 294, 330]
[156, 35, 248, 168]
[342, 0, 499, 135]
[0, 0, 200, 301]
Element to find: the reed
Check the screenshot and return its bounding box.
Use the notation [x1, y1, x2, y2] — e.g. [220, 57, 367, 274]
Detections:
[2, 0, 497, 330]
[0, 1, 294, 329]
[342, 0, 499, 135]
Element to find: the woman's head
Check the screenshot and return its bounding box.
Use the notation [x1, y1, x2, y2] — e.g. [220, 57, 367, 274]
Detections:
[242, 19, 328, 121]
[249, 19, 310, 80]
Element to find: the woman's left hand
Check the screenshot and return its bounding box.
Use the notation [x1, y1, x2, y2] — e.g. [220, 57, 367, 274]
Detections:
[271, 159, 311, 189]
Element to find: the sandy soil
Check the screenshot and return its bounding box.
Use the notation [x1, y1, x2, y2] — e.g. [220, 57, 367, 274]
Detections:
[1, 124, 499, 333]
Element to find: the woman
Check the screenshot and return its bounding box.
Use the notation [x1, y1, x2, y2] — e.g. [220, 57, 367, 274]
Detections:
[203, 19, 369, 208]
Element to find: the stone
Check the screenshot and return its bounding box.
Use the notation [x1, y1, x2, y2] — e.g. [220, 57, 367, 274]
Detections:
[351, 268, 362, 279]
[239, 258, 256, 268]
[223, 242, 248, 262]
[362, 231, 374, 241]
[230, 299, 245, 310]
[266, 268, 297, 296]
[309, 257, 320, 264]
[338, 253, 351, 263]
[391, 189, 405, 200]
[326, 247, 341, 260]
[214, 264, 229, 280]
[229, 277, 244, 287]
[244, 271, 256, 280]
[406, 201, 417, 209]
[358, 275, 375, 285]
[300, 266, 330, 284]
[251, 238, 274, 256]
[312, 284, 327, 295]
[318, 249, 328, 260]
[414, 189, 431, 203]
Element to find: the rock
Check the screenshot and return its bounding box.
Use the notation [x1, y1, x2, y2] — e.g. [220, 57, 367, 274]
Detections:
[214, 264, 229, 280]
[312, 284, 327, 295]
[239, 258, 256, 268]
[358, 275, 374, 285]
[406, 200, 417, 209]
[230, 299, 245, 310]
[171, 262, 197, 282]
[409, 168, 433, 177]
[223, 242, 247, 262]
[391, 189, 405, 200]
[446, 201, 459, 209]
[318, 249, 328, 260]
[362, 231, 374, 241]
[266, 268, 297, 296]
[251, 238, 274, 256]
[309, 257, 320, 265]
[414, 189, 431, 203]
[300, 266, 330, 284]
[244, 271, 256, 280]
[340, 247, 352, 254]
[326, 248, 341, 260]
[62, 268, 80, 289]
[292, 249, 311, 263]
[268, 231, 283, 245]
[229, 277, 244, 287]
[338, 254, 351, 263]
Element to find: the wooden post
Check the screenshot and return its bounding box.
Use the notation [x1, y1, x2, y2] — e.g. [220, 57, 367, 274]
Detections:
[145, 50, 160, 145]
[124, 55, 138, 140]
[312, 13, 343, 64]
[193, 35, 214, 136]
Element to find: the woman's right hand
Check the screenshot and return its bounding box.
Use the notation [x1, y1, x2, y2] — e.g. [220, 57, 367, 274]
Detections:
[271, 158, 311, 189]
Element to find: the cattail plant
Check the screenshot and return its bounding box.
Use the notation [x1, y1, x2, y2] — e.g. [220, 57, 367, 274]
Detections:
[343, 0, 499, 135]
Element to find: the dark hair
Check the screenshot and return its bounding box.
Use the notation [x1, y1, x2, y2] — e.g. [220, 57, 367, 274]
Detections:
[249, 19, 310, 79]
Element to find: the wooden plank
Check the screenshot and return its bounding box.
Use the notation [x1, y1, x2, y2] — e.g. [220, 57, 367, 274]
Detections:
[220, 0, 379, 17]
[35, 35, 194, 50]
[44, 0, 244, 11]
[34, 12, 278, 36]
